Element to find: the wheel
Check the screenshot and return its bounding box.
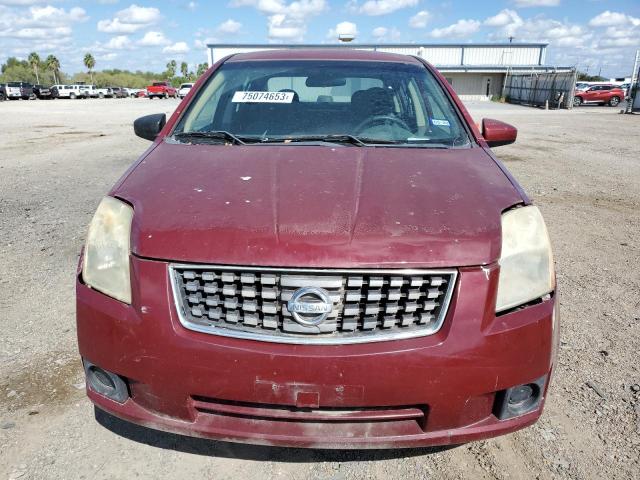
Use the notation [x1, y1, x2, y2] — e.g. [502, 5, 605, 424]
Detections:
[608, 96, 620, 107]
[573, 96, 582, 106]
[70, 92, 76, 99]
[98, 92, 104, 99]
[163, 92, 168, 99]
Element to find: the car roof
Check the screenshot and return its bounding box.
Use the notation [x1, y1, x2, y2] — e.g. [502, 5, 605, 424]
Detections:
[225, 48, 424, 65]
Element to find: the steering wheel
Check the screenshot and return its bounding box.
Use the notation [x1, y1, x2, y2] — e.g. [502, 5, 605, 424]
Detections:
[354, 115, 411, 134]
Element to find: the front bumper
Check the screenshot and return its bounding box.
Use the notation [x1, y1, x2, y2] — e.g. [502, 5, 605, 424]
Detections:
[77, 256, 556, 449]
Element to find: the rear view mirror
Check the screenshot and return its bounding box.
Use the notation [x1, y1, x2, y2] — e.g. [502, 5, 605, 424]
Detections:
[305, 75, 346, 87]
[482, 118, 517, 148]
[134, 113, 166, 141]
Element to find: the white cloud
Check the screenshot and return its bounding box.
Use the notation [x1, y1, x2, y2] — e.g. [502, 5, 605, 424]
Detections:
[0, 5, 87, 41]
[194, 37, 217, 49]
[350, 0, 418, 16]
[484, 9, 521, 28]
[105, 35, 130, 49]
[268, 13, 305, 40]
[486, 13, 592, 50]
[327, 20, 357, 40]
[512, 0, 559, 7]
[98, 52, 118, 61]
[372, 26, 387, 38]
[117, 4, 161, 23]
[30, 6, 88, 24]
[230, 0, 326, 41]
[0, 0, 53, 4]
[217, 19, 242, 34]
[371, 26, 400, 40]
[430, 19, 480, 38]
[409, 11, 431, 29]
[163, 41, 190, 54]
[97, 4, 161, 33]
[589, 11, 640, 28]
[138, 30, 170, 46]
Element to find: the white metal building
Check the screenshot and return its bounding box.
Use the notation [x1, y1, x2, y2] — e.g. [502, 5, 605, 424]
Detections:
[206, 43, 571, 100]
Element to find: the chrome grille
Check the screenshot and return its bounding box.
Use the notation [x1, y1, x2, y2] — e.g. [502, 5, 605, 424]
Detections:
[170, 265, 457, 344]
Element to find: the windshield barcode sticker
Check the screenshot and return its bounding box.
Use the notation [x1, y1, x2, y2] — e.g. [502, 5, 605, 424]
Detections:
[232, 91, 294, 103]
[431, 119, 451, 127]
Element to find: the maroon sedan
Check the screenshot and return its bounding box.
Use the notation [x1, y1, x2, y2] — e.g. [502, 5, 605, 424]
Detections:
[77, 49, 558, 449]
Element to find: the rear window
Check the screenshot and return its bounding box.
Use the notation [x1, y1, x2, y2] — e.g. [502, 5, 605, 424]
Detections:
[8, 82, 21, 87]
[174, 60, 470, 148]
[152, 82, 165, 86]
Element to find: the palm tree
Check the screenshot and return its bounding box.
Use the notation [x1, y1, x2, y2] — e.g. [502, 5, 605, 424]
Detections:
[166, 60, 177, 78]
[84, 53, 96, 83]
[46, 55, 60, 84]
[28, 52, 40, 84]
[180, 61, 188, 78]
[196, 62, 208, 77]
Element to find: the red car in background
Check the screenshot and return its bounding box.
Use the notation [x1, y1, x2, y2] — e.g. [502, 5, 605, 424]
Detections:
[146, 81, 177, 99]
[77, 49, 558, 449]
[573, 84, 625, 107]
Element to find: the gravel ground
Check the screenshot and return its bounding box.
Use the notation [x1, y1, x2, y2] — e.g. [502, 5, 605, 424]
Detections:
[0, 98, 639, 480]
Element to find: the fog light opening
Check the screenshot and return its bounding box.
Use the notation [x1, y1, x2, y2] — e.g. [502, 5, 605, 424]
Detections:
[83, 360, 129, 404]
[495, 375, 547, 420]
[508, 384, 538, 410]
[89, 366, 116, 391]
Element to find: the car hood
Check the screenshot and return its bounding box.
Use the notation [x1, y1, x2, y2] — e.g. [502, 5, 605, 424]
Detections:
[114, 142, 522, 268]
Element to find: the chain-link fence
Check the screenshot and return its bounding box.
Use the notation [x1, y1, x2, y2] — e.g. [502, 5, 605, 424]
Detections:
[503, 70, 577, 109]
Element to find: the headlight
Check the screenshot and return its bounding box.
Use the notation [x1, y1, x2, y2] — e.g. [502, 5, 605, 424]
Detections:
[83, 196, 133, 303]
[496, 206, 554, 313]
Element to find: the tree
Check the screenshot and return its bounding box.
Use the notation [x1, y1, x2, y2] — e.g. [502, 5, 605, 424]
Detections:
[166, 60, 177, 78]
[196, 62, 209, 77]
[577, 71, 605, 82]
[46, 55, 61, 84]
[28, 52, 40, 84]
[84, 53, 96, 83]
[180, 61, 188, 78]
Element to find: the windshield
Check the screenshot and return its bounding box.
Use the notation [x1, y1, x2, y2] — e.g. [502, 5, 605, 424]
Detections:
[173, 60, 470, 147]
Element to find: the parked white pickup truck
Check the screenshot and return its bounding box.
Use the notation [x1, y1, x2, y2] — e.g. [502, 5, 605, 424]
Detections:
[95, 87, 113, 98]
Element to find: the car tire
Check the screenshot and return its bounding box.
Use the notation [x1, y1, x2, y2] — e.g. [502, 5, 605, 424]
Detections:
[98, 93, 104, 99]
[573, 96, 582, 106]
[608, 96, 620, 107]
[70, 93, 76, 100]
[163, 93, 168, 99]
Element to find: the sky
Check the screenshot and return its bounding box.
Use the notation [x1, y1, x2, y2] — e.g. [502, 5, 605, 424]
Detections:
[1, 0, 639, 78]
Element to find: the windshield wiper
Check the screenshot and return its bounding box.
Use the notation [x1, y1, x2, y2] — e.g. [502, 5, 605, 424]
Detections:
[173, 131, 246, 145]
[253, 134, 367, 146]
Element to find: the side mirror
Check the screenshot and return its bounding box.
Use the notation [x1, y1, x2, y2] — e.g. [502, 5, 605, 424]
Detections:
[134, 113, 166, 141]
[482, 118, 517, 148]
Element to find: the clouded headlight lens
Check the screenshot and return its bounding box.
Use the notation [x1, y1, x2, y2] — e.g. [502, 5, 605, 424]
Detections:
[83, 197, 133, 304]
[496, 206, 554, 313]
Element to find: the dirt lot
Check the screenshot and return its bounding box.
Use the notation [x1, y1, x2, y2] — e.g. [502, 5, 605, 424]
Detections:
[0, 98, 638, 480]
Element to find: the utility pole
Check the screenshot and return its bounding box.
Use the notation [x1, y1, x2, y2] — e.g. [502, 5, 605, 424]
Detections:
[508, 36, 514, 44]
